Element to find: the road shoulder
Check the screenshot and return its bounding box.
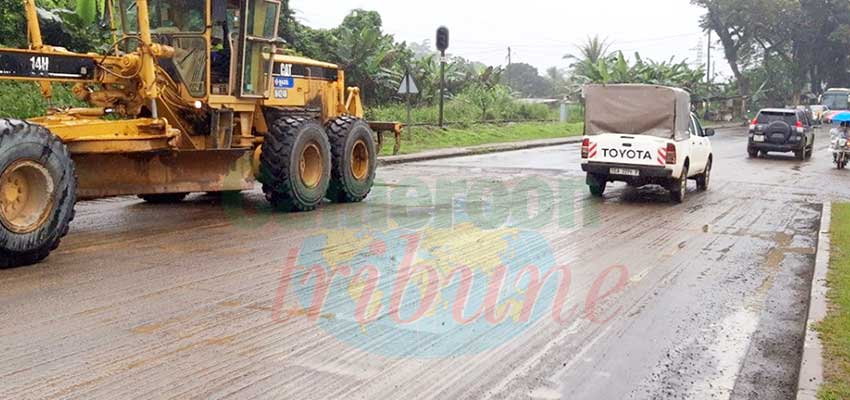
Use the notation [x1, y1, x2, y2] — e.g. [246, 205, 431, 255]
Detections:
[378, 122, 745, 166]
[797, 202, 831, 399]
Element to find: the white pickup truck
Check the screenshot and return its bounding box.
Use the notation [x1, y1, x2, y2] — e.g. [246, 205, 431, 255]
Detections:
[580, 84, 714, 203]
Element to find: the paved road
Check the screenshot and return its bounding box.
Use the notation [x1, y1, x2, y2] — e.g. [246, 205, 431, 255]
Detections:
[1, 127, 848, 399]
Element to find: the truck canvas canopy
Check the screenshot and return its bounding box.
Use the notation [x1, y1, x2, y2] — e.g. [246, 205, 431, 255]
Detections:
[584, 84, 691, 140]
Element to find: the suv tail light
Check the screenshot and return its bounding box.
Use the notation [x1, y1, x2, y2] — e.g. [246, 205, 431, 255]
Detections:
[581, 138, 590, 158]
[666, 143, 677, 164]
[796, 120, 803, 128]
[752, 118, 759, 125]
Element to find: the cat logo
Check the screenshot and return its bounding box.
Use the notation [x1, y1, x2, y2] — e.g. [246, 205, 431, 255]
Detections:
[278, 63, 293, 77]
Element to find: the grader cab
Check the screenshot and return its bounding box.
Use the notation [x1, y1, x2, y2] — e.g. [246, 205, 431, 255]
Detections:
[0, 0, 401, 268]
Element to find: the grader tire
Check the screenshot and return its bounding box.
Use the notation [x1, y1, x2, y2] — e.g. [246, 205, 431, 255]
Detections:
[0, 119, 76, 268]
[326, 116, 377, 203]
[139, 193, 189, 203]
[259, 117, 331, 212]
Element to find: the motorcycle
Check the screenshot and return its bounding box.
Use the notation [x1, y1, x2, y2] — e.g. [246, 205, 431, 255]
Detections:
[831, 136, 850, 169]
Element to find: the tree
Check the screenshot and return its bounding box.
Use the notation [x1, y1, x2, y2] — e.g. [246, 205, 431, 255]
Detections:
[545, 67, 568, 97]
[579, 51, 706, 94]
[505, 63, 554, 98]
[692, 0, 756, 112]
[330, 12, 405, 105]
[564, 36, 612, 79]
[459, 84, 512, 121]
[692, 0, 850, 109]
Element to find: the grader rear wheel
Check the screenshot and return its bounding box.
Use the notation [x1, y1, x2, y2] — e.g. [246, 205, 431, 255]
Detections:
[259, 117, 331, 212]
[0, 120, 76, 268]
[326, 116, 377, 203]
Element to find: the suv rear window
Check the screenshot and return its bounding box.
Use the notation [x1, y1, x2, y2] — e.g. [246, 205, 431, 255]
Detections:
[757, 111, 798, 125]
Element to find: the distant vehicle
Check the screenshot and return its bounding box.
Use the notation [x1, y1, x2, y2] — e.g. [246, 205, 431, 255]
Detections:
[795, 105, 825, 126]
[811, 105, 827, 125]
[821, 88, 850, 124]
[748, 108, 815, 160]
[581, 84, 714, 204]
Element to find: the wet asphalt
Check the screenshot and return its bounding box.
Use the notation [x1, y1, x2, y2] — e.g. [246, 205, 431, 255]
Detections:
[1, 126, 847, 399]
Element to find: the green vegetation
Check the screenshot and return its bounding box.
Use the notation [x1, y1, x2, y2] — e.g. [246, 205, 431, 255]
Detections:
[818, 203, 850, 400]
[379, 122, 583, 156]
[367, 100, 581, 126]
[0, 82, 84, 119]
[693, 0, 850, 108]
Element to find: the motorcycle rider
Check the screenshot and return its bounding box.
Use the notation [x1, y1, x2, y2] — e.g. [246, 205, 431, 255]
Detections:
[831, 121, 850, 163]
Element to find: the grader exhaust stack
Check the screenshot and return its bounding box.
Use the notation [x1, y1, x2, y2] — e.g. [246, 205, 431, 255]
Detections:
[0, 0, 401, 268]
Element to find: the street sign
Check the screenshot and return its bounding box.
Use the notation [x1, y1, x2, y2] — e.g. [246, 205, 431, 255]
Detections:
[398, 74, 419, 95]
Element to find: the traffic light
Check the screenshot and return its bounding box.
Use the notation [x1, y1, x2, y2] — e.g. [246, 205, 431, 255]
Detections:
[436, 27, 450, 53]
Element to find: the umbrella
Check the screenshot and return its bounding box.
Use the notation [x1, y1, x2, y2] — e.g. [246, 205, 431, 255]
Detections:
[832, 112, 850, 124]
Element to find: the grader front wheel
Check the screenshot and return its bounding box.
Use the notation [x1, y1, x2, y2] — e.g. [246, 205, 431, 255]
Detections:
[259, 117, 331, 212]
[326, 116, 377, 203]
[0, 120, 76, 268]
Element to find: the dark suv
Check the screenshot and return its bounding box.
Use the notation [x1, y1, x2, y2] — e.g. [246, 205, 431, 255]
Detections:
[748, 108, 815, 160]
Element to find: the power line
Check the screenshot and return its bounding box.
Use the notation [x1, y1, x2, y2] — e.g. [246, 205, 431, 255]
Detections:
[450, 32, 704, 50]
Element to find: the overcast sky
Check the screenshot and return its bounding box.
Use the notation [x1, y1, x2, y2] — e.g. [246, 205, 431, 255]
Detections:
[290, 0, 729, 78]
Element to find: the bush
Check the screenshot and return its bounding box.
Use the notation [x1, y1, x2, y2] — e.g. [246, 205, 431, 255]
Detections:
[0, 82, 85, 119]
[366, 93, 557, 125]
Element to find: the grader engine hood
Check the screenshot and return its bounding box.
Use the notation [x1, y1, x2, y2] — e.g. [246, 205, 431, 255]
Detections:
[261, 55, 359, 119]
[268, 56, 341, 101]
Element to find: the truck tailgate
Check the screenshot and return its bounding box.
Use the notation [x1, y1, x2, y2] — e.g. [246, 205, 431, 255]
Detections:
[586, 134, 668, 167]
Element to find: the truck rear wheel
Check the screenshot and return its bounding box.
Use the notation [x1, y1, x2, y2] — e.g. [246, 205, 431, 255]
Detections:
[670, 166, 688, 204]
[697, 159, 711, 191]
[587, 173, 606, 197]
[326, 116, 377, 203]
[0, 120, 76, 268]
[260, 117, 331, 212]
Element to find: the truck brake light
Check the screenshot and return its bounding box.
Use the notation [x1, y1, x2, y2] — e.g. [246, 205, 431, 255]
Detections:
[581, 138, 590, 158]
[666, 143, 677, 164]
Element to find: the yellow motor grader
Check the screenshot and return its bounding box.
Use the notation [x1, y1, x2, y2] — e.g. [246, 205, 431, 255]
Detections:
[0, 0, 401, 267]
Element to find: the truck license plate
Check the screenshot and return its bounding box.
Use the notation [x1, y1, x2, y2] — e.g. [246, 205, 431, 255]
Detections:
[610, 167, 640, 176]
[753, 135, 765, 142]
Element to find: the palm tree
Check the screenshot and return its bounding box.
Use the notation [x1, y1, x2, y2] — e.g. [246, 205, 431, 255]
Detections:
[564, 36, 612, 78]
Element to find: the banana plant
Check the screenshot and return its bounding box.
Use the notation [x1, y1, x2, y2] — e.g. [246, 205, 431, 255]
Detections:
[75, 0, 103, 24]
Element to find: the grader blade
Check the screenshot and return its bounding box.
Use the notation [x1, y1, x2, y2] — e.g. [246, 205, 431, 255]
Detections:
[74, 150, 255, 200]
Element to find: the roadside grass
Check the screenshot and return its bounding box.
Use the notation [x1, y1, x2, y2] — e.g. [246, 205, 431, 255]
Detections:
[379, 122, 584, 156]
[818, 203, 850, 400]
[367, 101, 583, 126]
[0, 82, 85, 119]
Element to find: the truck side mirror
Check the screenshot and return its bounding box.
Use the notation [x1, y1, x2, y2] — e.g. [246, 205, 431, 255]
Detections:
[704, 128, 716, 137]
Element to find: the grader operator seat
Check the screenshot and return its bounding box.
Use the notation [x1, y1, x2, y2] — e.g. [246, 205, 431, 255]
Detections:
[210, 0, 239, 88]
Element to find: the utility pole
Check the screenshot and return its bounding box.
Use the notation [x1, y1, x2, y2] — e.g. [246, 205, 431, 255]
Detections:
[506, 46, 512, 88]
[706, 31, 712, 84]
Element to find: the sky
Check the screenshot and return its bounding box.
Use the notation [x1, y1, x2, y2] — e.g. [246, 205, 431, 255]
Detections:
[290, 0, 730, 78]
